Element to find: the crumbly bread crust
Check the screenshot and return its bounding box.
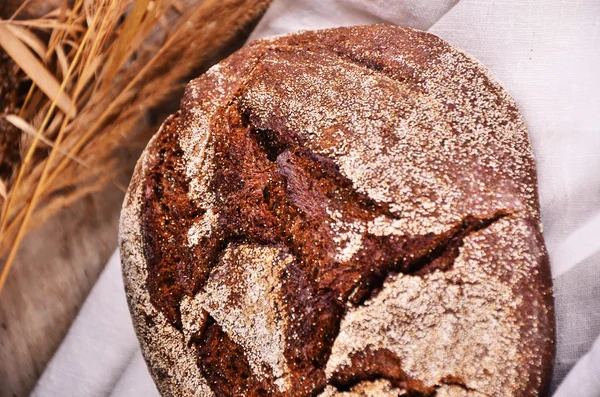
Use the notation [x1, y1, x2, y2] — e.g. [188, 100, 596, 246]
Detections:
[119, 25, 555, 397]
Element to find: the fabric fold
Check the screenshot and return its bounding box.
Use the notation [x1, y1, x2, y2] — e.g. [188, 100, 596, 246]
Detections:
[248, 0, 458, 40]
[109, 349, 160, 397]
[554, 334, 600, 397]
[31, 251, 141, 397]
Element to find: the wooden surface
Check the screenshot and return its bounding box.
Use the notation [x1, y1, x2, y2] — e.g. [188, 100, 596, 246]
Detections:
[0, 185, 126, 397]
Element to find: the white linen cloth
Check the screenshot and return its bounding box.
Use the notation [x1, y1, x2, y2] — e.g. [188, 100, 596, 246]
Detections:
[32, 0, 600, 395]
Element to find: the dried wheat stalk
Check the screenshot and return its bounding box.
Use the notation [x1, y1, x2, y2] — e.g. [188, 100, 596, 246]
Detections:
[0, 0, 271, 292]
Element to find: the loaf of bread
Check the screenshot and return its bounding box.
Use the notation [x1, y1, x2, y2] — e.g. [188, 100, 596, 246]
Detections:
[119, 25, 555, 396]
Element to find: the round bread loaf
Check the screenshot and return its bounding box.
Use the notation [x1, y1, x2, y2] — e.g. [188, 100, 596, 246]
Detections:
[119, 25, 555, 396]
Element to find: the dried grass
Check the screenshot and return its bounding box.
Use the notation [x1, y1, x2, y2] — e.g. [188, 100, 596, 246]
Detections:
[0, 0, 271, 292]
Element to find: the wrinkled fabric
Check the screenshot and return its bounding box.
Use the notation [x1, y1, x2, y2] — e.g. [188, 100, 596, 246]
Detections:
[33, 1, 600, 396]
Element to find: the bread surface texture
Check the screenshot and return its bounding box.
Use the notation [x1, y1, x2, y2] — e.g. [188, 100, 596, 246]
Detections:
[119, 24, 555, 397]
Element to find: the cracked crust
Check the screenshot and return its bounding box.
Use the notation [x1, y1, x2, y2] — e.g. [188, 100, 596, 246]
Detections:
[119, 25, 555, 396]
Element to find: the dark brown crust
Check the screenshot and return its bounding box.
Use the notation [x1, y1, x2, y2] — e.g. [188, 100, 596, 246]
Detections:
[141, 112, 196, 328]
[125, 25, 555, 397]
[196, 316, 273, 396]
[329, 347, 436, 395]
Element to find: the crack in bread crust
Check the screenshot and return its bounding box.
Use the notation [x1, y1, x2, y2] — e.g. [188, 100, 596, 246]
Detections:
[329, 347, 436, 395]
